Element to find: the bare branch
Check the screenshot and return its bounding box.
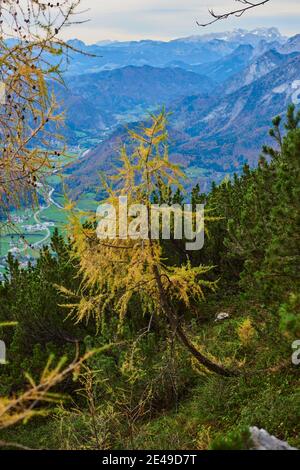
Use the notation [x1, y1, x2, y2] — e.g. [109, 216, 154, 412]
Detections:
[198, 0, 271, 27]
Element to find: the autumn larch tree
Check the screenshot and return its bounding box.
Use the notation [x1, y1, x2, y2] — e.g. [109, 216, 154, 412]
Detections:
[64, 112, 238, 377]
[0, 0, 85, 213]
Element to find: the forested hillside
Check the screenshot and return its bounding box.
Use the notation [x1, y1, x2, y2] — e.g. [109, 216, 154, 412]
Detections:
[61, 49, 300, 196]
[0, 107, 299, 450]
[0, 0, 299, 455]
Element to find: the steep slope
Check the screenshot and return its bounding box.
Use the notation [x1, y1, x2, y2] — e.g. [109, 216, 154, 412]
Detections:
[188, 45, 254, 83]
[169, 55, 300, 175]
[277, 34, 300, 54]
[224, 49, 299, 95]
[61, 124, 190, 199]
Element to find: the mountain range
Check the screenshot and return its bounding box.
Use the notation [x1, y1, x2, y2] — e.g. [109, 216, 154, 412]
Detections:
[62, 27, 286, 75]
[56, 66, 215, 140]
[55, 28, 300, 198]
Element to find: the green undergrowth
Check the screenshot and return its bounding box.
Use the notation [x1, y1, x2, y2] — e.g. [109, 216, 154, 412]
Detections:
[2, 296, 299, 450]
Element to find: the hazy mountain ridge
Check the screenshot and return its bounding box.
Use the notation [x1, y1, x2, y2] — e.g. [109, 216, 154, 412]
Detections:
[63, 38, 236, 76]
[194, 44, 254, 82]
[173, 27, 285, 46]
[57, 65, 215, 142]
[64, 28, 289, 76]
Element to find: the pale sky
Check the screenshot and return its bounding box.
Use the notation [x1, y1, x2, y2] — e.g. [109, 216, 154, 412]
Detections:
[63, 0, 300, 43]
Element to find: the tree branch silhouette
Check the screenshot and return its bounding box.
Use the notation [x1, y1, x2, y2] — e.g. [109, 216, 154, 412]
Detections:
[198, 0, 271, 27]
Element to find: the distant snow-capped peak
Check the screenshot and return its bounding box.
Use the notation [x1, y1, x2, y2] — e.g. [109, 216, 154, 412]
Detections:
[176, 28, 285, 45]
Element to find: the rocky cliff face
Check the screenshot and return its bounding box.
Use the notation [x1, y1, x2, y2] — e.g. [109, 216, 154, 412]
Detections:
[278, 34, 300, 54]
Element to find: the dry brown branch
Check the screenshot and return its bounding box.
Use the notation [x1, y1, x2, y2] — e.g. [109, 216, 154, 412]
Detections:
[0, 343, 116, 432]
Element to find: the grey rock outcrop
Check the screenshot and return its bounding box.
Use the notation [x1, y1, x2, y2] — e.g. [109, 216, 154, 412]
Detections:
[250, 427, 297, 450]
[215, 312, 230, 322]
